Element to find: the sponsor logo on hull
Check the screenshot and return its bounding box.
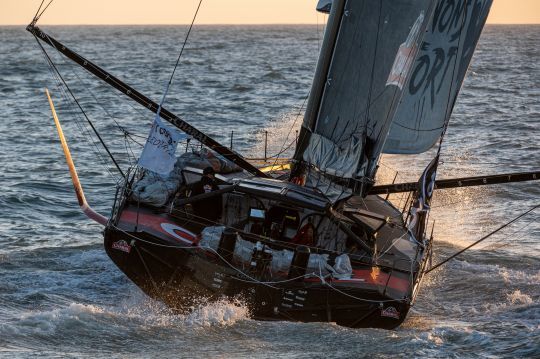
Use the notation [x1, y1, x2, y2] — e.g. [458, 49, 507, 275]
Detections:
[112, 240, 131, 253]
[381, 306, 400, 320]
[160, 223, 196, 244]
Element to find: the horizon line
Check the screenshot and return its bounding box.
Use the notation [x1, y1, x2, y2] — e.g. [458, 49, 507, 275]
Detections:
[3, 22, 540, 26]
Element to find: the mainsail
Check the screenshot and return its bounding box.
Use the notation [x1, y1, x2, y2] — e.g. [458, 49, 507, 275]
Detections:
[293, 0, 436, 200]
[383, 0, 493, 154]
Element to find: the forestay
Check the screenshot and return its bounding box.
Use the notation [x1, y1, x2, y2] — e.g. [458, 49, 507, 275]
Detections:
[295, 0, 435, 200]
[383, 0, 493, 154]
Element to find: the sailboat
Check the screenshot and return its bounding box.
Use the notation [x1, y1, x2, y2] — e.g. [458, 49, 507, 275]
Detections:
[29, 0, 539, 329]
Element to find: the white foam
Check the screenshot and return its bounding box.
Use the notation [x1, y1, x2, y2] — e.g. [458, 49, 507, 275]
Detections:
[506, 290, 533, 306]
[249, 110, 302, 159]
[183, 299, 250, 327]
[500, 268, 540, 285]
[427, 332, 444, 345]
[116, 290, 250, 328]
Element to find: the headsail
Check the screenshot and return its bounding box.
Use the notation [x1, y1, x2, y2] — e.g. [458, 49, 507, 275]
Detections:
[383, 0, 493, 154]
[293, 0, 436, 201]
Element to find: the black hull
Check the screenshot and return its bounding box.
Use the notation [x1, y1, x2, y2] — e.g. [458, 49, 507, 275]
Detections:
[104, 228, 410, 329]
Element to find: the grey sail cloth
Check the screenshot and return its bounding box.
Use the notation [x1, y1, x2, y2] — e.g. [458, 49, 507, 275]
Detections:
[383, 0, 493, 154]
[316, 0, 332, 13]
[299, 0, 435, 184]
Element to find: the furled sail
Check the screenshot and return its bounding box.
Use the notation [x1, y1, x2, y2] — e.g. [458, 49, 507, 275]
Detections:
[383, 0, 493, 154]
[293, 0, 435, 200]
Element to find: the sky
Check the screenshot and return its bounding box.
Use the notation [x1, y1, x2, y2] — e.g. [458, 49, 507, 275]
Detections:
[1, 0, 539, 25]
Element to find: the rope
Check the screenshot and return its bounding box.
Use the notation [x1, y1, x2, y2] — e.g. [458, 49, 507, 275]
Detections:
[155, 0, 203, 116]
[480, 212, 538, 251]
[269, 93, 309, 167]
[31, 0, 54, 25]
[110, 223, 402, 304]
[35, 0, 54, 22]
[34, 35, 126, 178]
[31, 0, 46, 24]
[425, 203, 540, 274]
[38, 39, 121, 181]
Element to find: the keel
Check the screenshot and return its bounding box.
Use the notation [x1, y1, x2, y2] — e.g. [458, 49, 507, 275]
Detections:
[45, 88, 108, 226]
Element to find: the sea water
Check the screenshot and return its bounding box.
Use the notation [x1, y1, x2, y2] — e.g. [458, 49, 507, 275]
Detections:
[0, 25, 538, 358]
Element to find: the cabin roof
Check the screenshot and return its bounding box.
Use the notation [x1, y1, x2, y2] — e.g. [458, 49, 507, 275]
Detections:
[235, 177, 330, 212]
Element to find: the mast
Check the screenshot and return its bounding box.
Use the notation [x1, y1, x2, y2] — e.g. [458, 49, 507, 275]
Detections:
[296, 0, 346, 151]
[292, 0, 436, 202]
[27, 24, 268, 178]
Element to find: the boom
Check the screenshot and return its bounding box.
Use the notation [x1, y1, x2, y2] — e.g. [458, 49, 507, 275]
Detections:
[369, 170, 540, 195]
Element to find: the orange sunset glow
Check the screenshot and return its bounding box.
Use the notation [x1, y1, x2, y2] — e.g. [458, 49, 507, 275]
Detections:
[1, 0, 539, 25]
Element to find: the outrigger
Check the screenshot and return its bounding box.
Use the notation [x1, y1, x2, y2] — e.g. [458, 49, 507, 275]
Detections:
[33, 0, 538, 329]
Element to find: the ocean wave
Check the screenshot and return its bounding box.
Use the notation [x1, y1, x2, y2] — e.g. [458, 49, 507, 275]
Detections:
[1, 296, 250, 341]
[0, 23, 538, 358]
[117, 292, 250, 328]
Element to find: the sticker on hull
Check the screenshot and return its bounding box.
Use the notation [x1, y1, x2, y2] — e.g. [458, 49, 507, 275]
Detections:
[381, 306, 400, 320]
[112, 240, 131, 253]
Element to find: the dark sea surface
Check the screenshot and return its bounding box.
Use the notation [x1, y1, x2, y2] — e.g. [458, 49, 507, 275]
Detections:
[0, 24, 538, 358]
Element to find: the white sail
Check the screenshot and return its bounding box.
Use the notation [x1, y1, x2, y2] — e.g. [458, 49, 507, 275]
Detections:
[138, 116, 187, 175]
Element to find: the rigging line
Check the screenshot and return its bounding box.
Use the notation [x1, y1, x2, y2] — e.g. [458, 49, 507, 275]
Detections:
[40, 44, 120, 181]
[168, 206, 373, 263]
[124, 137, 136, 166]
[61, 58, 145, 148]
[481, 214, 537, 251]
[58, 58, 129, 130]
[58, 56, 156, 140]
[112, 224, 399, 303]
[41, 48, 119, 181]
[39, 36, 135, 170]
[34, 0, 54, 23]
[425, 203, 540, 274]
[393, 122, 444, 132]
[52, 69, 120, 181]
[34, 35, 126, 178]
[271, 94, 309, 167]
[37, 38, 122, 181]
[156, 0, 203, 116]
[125, 133, 145, 147]
[244, 137, 297, 161]
[31, 0, 46, 24]
[58, 51, 152, 123]
[378, 161, 399, 177]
